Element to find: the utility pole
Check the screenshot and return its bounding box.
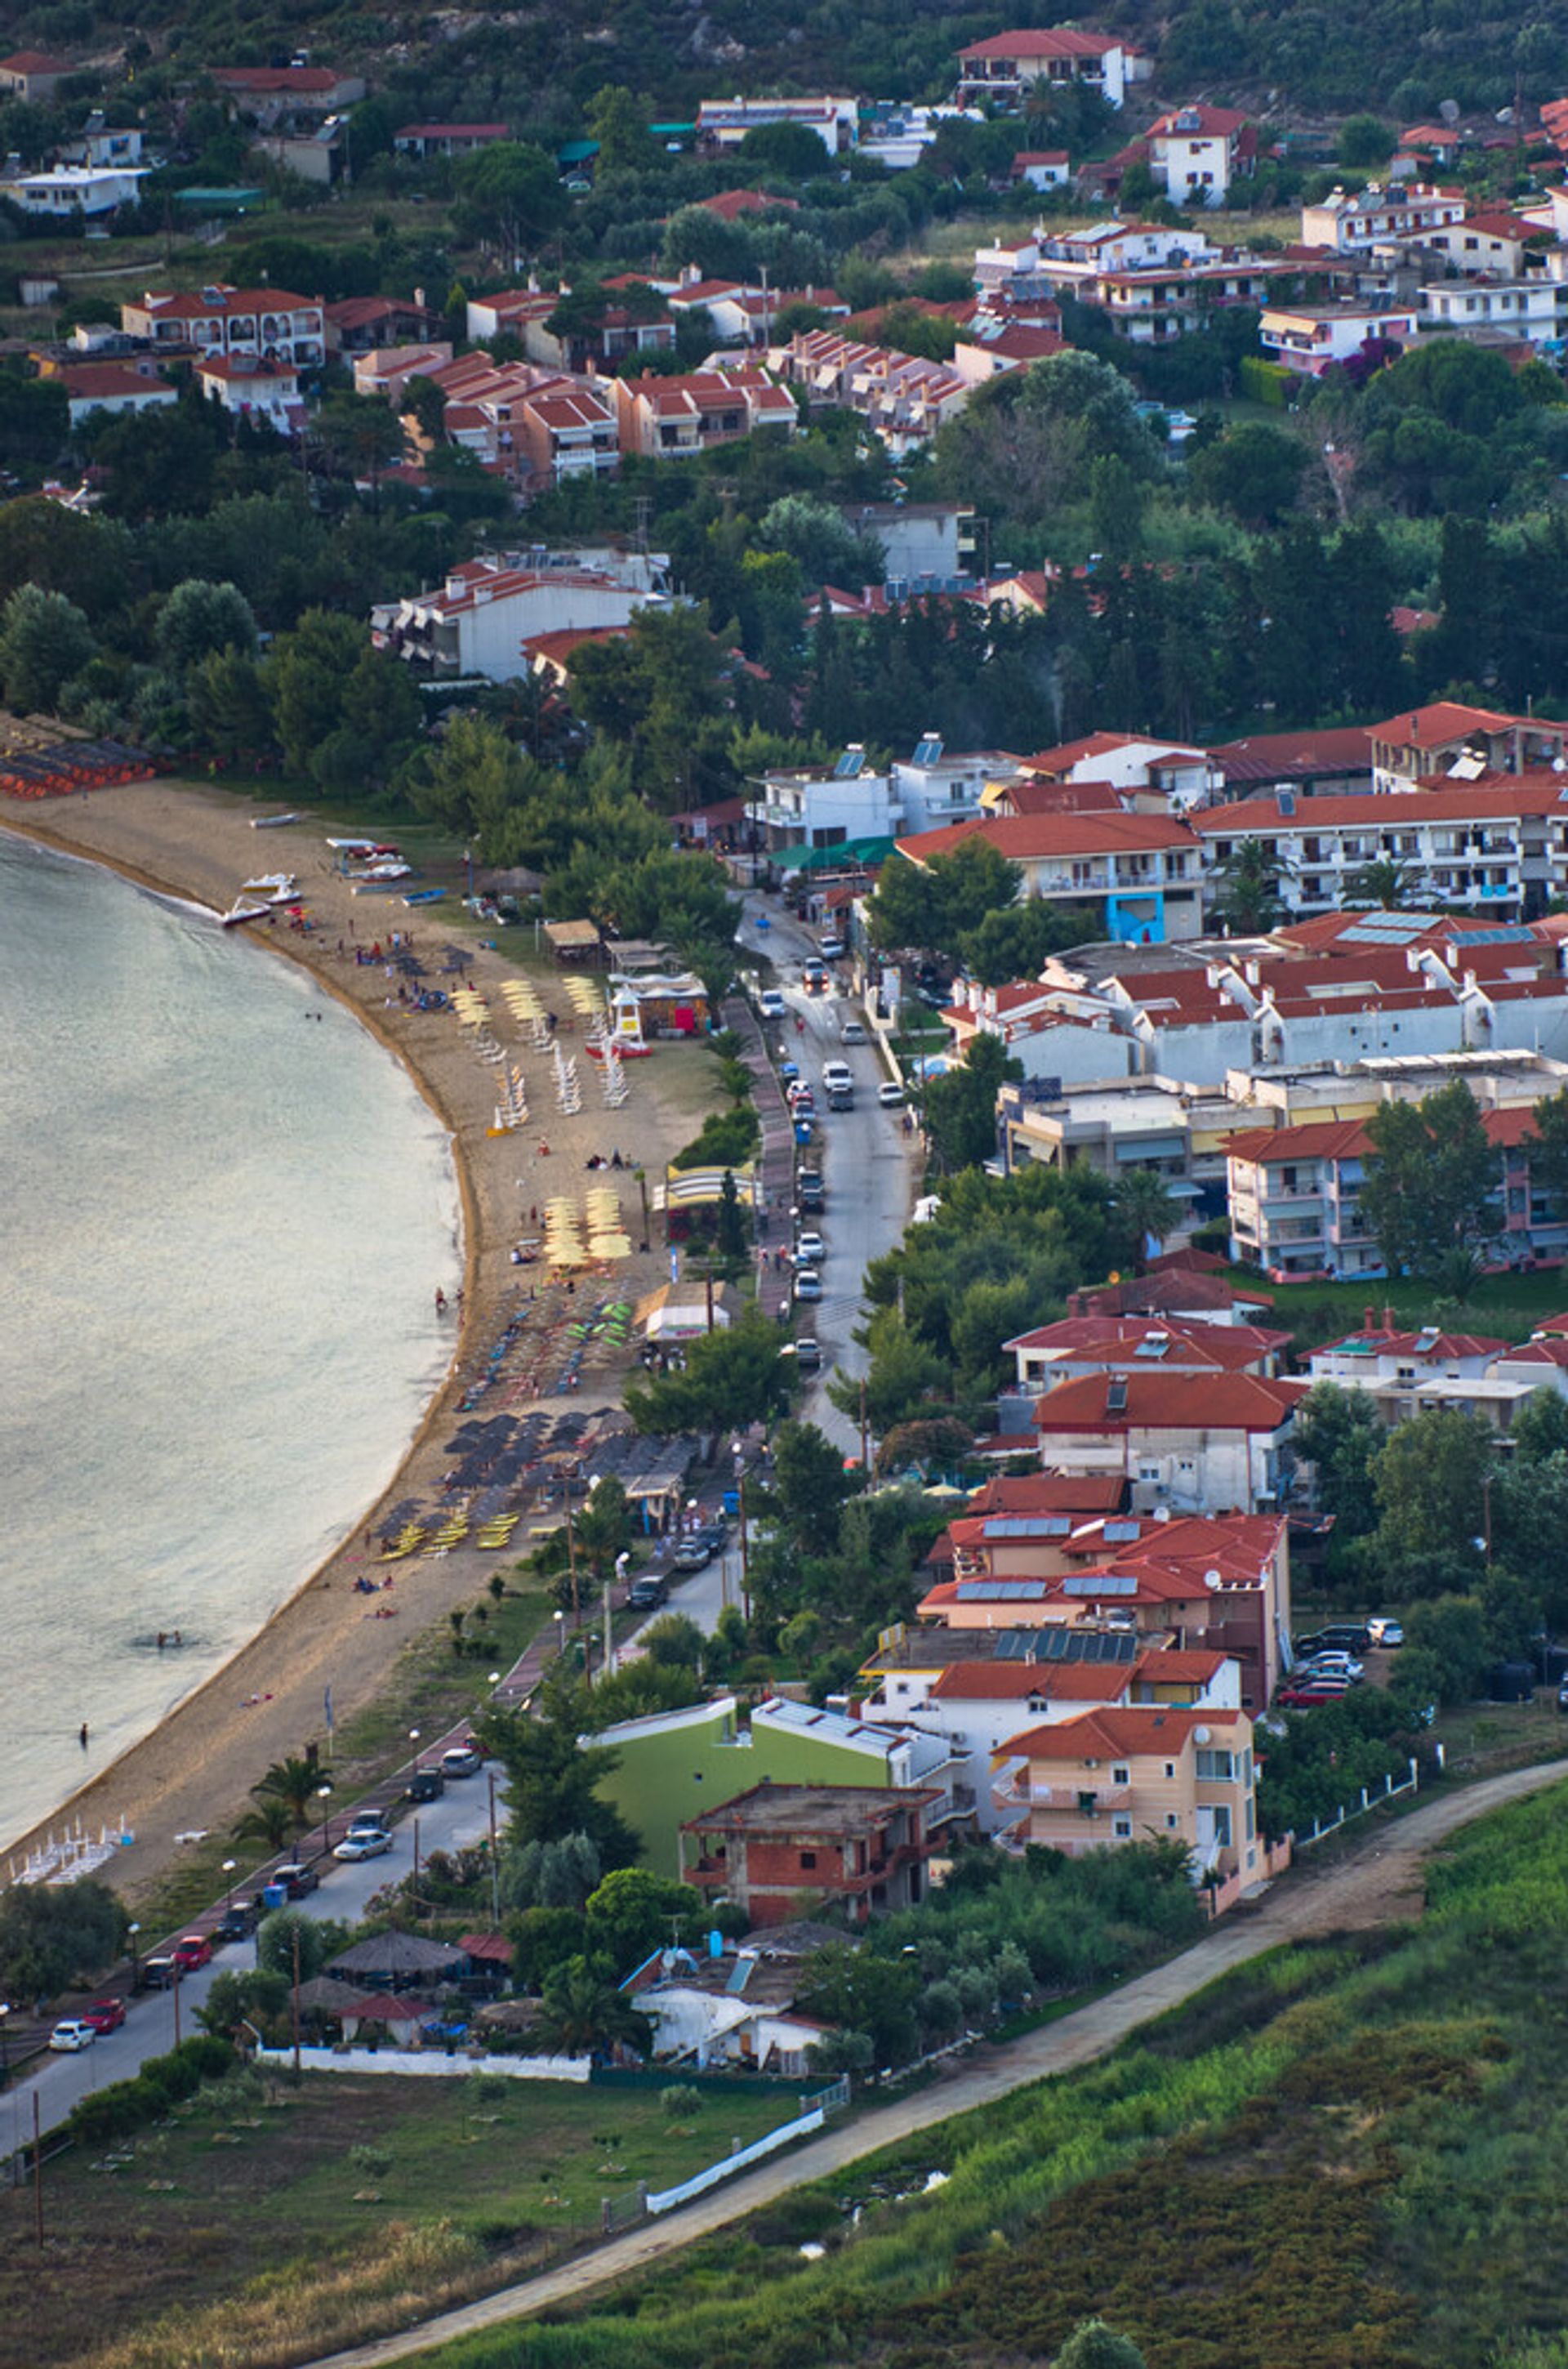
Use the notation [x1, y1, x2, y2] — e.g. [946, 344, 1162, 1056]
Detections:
[859, 1374, 871, 1476]
[738, 1474, 751, 1623]
[603, 1578, 614, 1679]
[565, 1469, 581, 1631]
[32, 2092, 42, 2246]
[172, 1961, 181, 2049]
[488, 1773, 500, 1927]
[292, 1922, 302, 2078]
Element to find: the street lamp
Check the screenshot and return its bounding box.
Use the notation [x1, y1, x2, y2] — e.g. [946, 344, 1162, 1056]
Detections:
[0, 2004, 9, 2090]
[552, 1608, 565, 1658]
[317, 1785, 333, 1857]
[409, 1728, 421, 1774]
[221, 1860, 237, 1915]
[127, 1922, 141, 1993]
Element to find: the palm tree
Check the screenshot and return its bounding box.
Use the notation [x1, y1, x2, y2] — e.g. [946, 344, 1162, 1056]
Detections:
[1347, 858, 1419, 909]
[1114, 1167, 1177, 1273]
[1211, 837, 1292, 935]
[234, 1797, 292, 1852]
[532, 1956, 652, 2059]
[252, 1754, 324, 1834]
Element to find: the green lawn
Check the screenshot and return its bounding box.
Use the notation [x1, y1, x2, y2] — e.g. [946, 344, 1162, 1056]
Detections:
[1231, 1264, 1568, 1352]
[4, 2068, 804, 2369]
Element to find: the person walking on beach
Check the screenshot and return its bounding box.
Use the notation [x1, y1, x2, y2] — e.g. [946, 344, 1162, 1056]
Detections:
[78, 1722, 88, 1750]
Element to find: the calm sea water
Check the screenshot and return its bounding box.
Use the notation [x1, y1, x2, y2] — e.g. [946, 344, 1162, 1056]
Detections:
[0, 830, 459, 1854]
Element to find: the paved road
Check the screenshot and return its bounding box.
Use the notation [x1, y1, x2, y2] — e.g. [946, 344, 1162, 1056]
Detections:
[301, 1755, 1568, 2369]
[7, 1772, 503, 2153]
[735, 895, 919, 1463]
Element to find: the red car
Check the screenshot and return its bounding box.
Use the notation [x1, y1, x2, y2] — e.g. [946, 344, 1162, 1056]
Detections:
[1276, 1684, 1348, 1709]
[172, 1934, 212, 1973]
[82, 1997, 127, 2034]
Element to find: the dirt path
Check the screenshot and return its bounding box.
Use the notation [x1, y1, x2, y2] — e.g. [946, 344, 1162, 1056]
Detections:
[305, 1756, 1568, 2369]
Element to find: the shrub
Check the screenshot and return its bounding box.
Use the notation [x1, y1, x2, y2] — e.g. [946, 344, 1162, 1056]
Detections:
[660, 2084, 702, 2121]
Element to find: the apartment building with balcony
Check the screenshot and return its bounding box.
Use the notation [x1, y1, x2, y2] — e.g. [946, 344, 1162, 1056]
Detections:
[1300, 181, 1466, 252]
[1419, 265, 1568, 349]
[1191, 781, 1568, 921]
[614, 367, 796, 458]
[992, 1705, 1258, 1882]
[955, 28, 1132, 110]
[1029, 1369, 1307, 1515]
[1144, 105, 1255, 206]
[1366, 700, 1568, 788]
[371, 547, 671, 680]
[1229, 1100, 1568, 1285]
[895, 810, 1205, 943]
[1259, 299, 1420, 373]
[120, 283, 326, 368]
[695, 96, 859, 155]
[680, 1784, 942, 1926]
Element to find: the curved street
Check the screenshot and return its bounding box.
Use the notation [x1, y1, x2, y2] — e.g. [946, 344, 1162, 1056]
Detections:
[300, 1754, 1568, 2369]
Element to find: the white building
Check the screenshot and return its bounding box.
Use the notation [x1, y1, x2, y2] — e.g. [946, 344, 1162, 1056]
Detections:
[696, 96, 858, 155]
[1300, 181, 1466, 252]
[891, 737, 1016, 833]
[1032, 1369, 1307, 1515]
[4, 164, 147, 217]
[1259, 301, 1419, 373]
[371, 547, 672, 681]
[195, 354, 301, 431]
[1419, 262, 1568, 349]
[955, 29, 1131, 111]
[747, 745, 901, 851]
[1144, 105, 1253, 206]
[121, 284, 325, 368]
[55, 362, 176, 426]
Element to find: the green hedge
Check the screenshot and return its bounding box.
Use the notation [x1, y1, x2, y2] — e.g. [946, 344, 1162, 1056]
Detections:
[68, 2033, 234, 2147]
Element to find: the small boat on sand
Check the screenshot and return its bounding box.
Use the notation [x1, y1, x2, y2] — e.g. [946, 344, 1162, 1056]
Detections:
[252, 812, 303, 829]
[219, 899, 272, 928]
[242, 872, 299, 901]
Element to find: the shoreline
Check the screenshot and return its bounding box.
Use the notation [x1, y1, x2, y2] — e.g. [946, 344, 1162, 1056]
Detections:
[1, 784, 685, 1907]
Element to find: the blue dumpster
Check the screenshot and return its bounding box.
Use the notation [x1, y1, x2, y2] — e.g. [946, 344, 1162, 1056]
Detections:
[722, 1489, 740, 1517]
[262, 1881, 288, 1911]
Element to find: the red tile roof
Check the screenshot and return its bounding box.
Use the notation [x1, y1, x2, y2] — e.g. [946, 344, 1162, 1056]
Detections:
[998, 1705, 1230, 1761]
[1365, 699, 1545, 747]
[0, 48, 74, 73]
[1192, 781, 1568, 833]
[1005, 1315, 1287, 1372]
[1074, 1271, 1274, 1318]
[898, 810, 1195, 865]
[960, 29, 1120, 60]
[1209, 725, 1374, 783]
[1034, 1371, 1307, 1434]
[700, 187, 800, 221]
[964, 1474, 1129, 1516]
[1149, 105, 1250, 138]
[930, 1661, 1134, 1702]
[1228, 1107, 1539, 1163]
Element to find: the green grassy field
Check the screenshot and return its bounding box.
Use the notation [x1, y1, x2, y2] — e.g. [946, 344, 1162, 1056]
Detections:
[0, 2068, 802, 2369]
[1232, 1264, 1568, 1353]
[408, 1775, 1568, 2369]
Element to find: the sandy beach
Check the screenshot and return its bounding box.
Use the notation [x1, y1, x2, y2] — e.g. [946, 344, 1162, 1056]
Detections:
[1, 781, 716, 1908]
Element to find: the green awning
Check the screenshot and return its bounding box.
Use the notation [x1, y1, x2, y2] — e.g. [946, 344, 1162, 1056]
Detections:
[557, 139, 600, 164]
[774, 836, 895, 872]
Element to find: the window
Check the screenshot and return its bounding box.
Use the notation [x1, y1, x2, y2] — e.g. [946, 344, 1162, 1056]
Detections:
[1111, 1765, 1131, 1787]
[1166, 1813, 1179, 1831]
[800, 1850, 817, 1870]
[1211, 1805, 1232, 1848]
[1245, 1795, 1256, 1841]
[1112, 1816, 1134, 1839]
[1164, 1760, 1176, 1778]
[1196, 1748, 1234, 1780]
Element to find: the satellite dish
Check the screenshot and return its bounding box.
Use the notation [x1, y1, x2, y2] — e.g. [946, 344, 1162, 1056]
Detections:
[1194, 1724, 1211, 1745]
[1204, 1568, 1222, 1590]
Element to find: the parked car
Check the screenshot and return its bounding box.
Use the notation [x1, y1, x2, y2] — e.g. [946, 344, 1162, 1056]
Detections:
[797, 1168, 825, 1211]
[794, 1267, 823, 1301]
[1276, 1685, 1347, 1709]
[696, 1519, 728, 1553]
[50, 2020, 96, 2053]
[172, 1934, 213, 1974]
[627, 1576, 668, 1611]
[671, 1537, 712, 1573]
[82, 1997, 127, 2035]
[759, 989, 786, 1021]
[214, 1902, 257, 1944]
[819, 935, 846, 961]
[1298, 1653, 1364, 1680]
[803, 964, 827, 993]
[795, 1229, 826, 1264]
[440, 1744, 482, 1779]
[405, 1769, 445, 1804]
[1365, 1617, 1405, 1648]
[1296, 1624, 1371, 1656]
[878, 1081, 905, 1107]
[274, 1863, 318, 1899]
[334, 1827, 393, 1861]
[793, 1337, 822, 1373]
[140, 1956, 177, 1991]
[346, 1810, 393, 1837]
[840, 1018, 866, 1044]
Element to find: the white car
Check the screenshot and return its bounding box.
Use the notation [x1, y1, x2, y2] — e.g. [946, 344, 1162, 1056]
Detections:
[760, 990, 786, 1020]
[1365, 1617, 1405, 1648]
[795, 1230, 826, 1264]
[794, 1268, 823, 1301]
[50, 2020, 97, 2052]
[334, 1828, 394, 1861]
[878, 1082, 905, 1107]
[1300, 1653, 1364, 1682]
[440, 1744, 483, 1778]
[840, 1019, 867, 1045]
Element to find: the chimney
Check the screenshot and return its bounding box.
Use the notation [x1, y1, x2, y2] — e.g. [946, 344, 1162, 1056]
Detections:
[1364, 1305, 1374, 1332]
[1383, 1303, 1396, 1332]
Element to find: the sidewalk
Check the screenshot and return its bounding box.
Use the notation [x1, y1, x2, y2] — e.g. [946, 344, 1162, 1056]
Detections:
[722, 993, 794, 1322]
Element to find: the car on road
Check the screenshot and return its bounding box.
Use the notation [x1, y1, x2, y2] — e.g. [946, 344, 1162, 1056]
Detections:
[172, 1934, 213, 1974]
[759, 990, 786, 1021]
[274, 1863, 318, 1899]
[627, 1576, 668, 1611]
[1276, 1684, 1349, 1709]
[1366, 1617, 1405, 1648]
[696, 1519, 729, 1554]
[797, 1168, 825, 1211]
[334, 1827, 394, 1861]
[671, 1537, 712, 1572]
[405, 1769, 445, 1803]
[794, 1267, 823, 1301]
[877, 1081, 905, 1106]
[1295, 1625, 1371, 1657]
[214, 1902, 258, 1943]
[50, 2020, 97, 2052]
[840, 1018, 867, 1044]
[822, 1061, 853, 1095]
[795, 1229, 826, 1263]
[440, 1744, 483, 1779]
[792, 1337, 822, 1373]
[803, 963, 827, 993]
[819, 935, 846, 961]
[140, 1956, 177, 1991]
[82, 1997, 127, 2035]
[347, 1809, 393, 1836]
